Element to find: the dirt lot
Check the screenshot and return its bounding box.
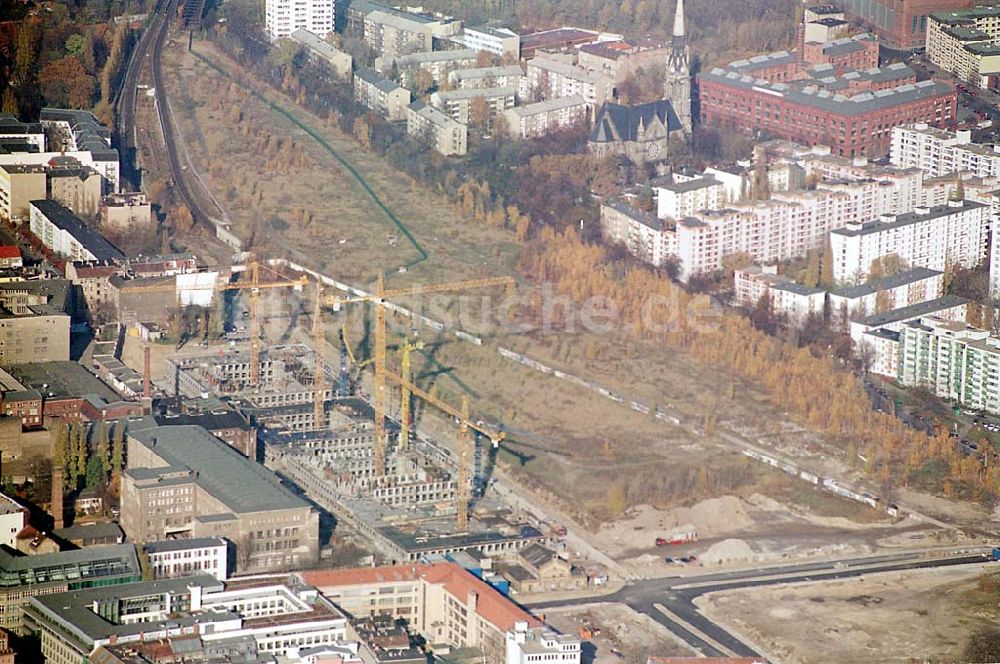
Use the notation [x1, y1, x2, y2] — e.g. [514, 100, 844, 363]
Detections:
[161, 37, 520, 286]
[697, 563, 997, 663]
[543, 604, 695, 663]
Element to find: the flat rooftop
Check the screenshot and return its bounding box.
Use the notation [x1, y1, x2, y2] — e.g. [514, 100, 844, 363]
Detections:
[9, 361, 120, 402]
[128, 418, 312, 514]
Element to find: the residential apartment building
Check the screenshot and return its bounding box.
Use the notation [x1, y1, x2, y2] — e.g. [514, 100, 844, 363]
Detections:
[831, 0, 973, 50]
[24, 575, 354, 664]
[502, 96, 587, 139]
[430, 86, 516, 125]
[0, 309, 71, 366]
[828, 266, 944, 329]
[828, 199, 988, 283]
[406, 101, 467, 156]
[600, 201, 675, 268]
[0, 114, 45, 151]
[898, 316, 1000, 414]
[654, 175, 727, 220]
[0, 164, 45, 221]
[100, 192, 152, 231]
[0, 247, 20, 270]
[891, 124, 1000, 178]
[0, 544, 139, 634]
[849, 294, 968, 344]
[506, 622, 581, 664]
[461, 25, 520, 59]
[363, 9, 461, 59]
[927, 6, 1000, 87]
[39, 108, 120, 191]
[47, 159, 104, 218]
[377, 48, 479, 86]
[353, 67, 411, 121]
[303, 563, 543, 662]
[121, 419, 319, 573]
[448, 64, 524, 90]
[732, 265, 826, 323]
[576, 38, 672, 85]
[289, 28, 352, 78]
[670, 178, 924, 282]
[264, 0, 333, 40]
[29, 199, 125, 263]
[698, 49, 956, 158]
[523, 55, 614, 108]
[144, 537, 230, 581]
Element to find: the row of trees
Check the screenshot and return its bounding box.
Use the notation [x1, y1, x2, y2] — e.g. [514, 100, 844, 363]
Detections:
[521, 226, 1000, 505]
[51, 420, 126, 495]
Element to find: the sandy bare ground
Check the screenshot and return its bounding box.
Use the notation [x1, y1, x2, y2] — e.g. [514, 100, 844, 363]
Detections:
[544, 603, 696, 663]
[696, 563, 994, 663]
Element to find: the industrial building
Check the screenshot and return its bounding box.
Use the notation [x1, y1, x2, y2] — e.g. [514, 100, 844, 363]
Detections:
[121, 418, 320, 573]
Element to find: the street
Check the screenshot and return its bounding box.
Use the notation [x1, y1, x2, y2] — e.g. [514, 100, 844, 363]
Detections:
[529, 549, 992, 658]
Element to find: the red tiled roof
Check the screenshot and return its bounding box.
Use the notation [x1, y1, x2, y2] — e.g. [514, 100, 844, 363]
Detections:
[0, 246, 19, 259]
[302, 562, 541, 632]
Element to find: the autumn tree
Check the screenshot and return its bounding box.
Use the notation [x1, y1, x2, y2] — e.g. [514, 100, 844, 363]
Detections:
[39, 56, 95, 108]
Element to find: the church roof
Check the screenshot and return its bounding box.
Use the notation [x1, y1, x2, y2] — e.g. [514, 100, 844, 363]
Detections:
[589, 100, 682, 144]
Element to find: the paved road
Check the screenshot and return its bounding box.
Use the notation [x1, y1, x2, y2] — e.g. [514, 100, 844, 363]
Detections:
[529, 550, 991, 657]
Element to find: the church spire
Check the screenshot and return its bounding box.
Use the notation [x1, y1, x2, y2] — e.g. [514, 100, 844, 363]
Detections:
[672, 0, 685, 39]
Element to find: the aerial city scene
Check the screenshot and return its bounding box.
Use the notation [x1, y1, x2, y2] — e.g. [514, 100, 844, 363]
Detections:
[7, 0, 1000, 661]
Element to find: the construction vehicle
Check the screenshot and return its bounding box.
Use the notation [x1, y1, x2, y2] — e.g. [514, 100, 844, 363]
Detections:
[118, 260, 308, 387]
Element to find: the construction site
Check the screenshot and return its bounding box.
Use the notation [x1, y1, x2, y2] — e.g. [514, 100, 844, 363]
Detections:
[123, 257, 568, 569]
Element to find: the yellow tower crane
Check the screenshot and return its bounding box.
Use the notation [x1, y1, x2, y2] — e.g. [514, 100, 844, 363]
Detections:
[322, 274, 514, 478]
[457, 395, 472, 531]
[397, 339, 424, 452]
[118, 260, 308, 388]
[312, 284, 326, 429]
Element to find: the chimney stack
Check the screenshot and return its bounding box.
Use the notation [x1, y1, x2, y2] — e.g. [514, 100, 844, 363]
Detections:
[51, 465, 64, 529]
[143, 346, 152, 399]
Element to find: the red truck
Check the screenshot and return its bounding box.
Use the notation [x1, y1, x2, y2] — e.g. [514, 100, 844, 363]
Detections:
[655, 531, 698, 546]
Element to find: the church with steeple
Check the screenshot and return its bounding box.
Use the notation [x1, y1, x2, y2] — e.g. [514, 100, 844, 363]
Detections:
[664, 0, 692, 133]
[588, 0, 692, 164]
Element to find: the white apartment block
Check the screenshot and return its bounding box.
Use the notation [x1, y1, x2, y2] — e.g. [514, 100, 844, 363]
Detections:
[862, 328, 902, 378]
[991, 214, 1000, 298]
[600, 201, 675, 268]
[449, 64, 524, 90]
[891, 124, 1000, 178]
[522, 56, 614, 108]
[849, 294, 968, 344]
[462, 25, 520, 58]
[289, 28, 352, 78]
[430, 86, 516, 125]
[926, 7, 1000, 88]
[505, 622, 581, 664]
[0, 493, 26, 550]
[144, 537, 230, 581]
[671, 178, 915, 282]
[407, 101, 467, 156]
[0, 151, 118, 193]
[265, 0, 333, 41]
[899, 316, 1000, 414]
[732, 265, 825, 323]
[353, 66, 411, 121]
[829, 199, 989, 284]
[654, 175, 727, 220]
[828, 266, 944, 330]
[503, 96, 587, 139]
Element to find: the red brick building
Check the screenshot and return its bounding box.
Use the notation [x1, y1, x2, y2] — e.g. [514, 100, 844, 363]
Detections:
[832, 0, 973, 50]
[1, 389, 42, 428]
[697, 43, 956, 158]
[802, 33, 879, 70]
